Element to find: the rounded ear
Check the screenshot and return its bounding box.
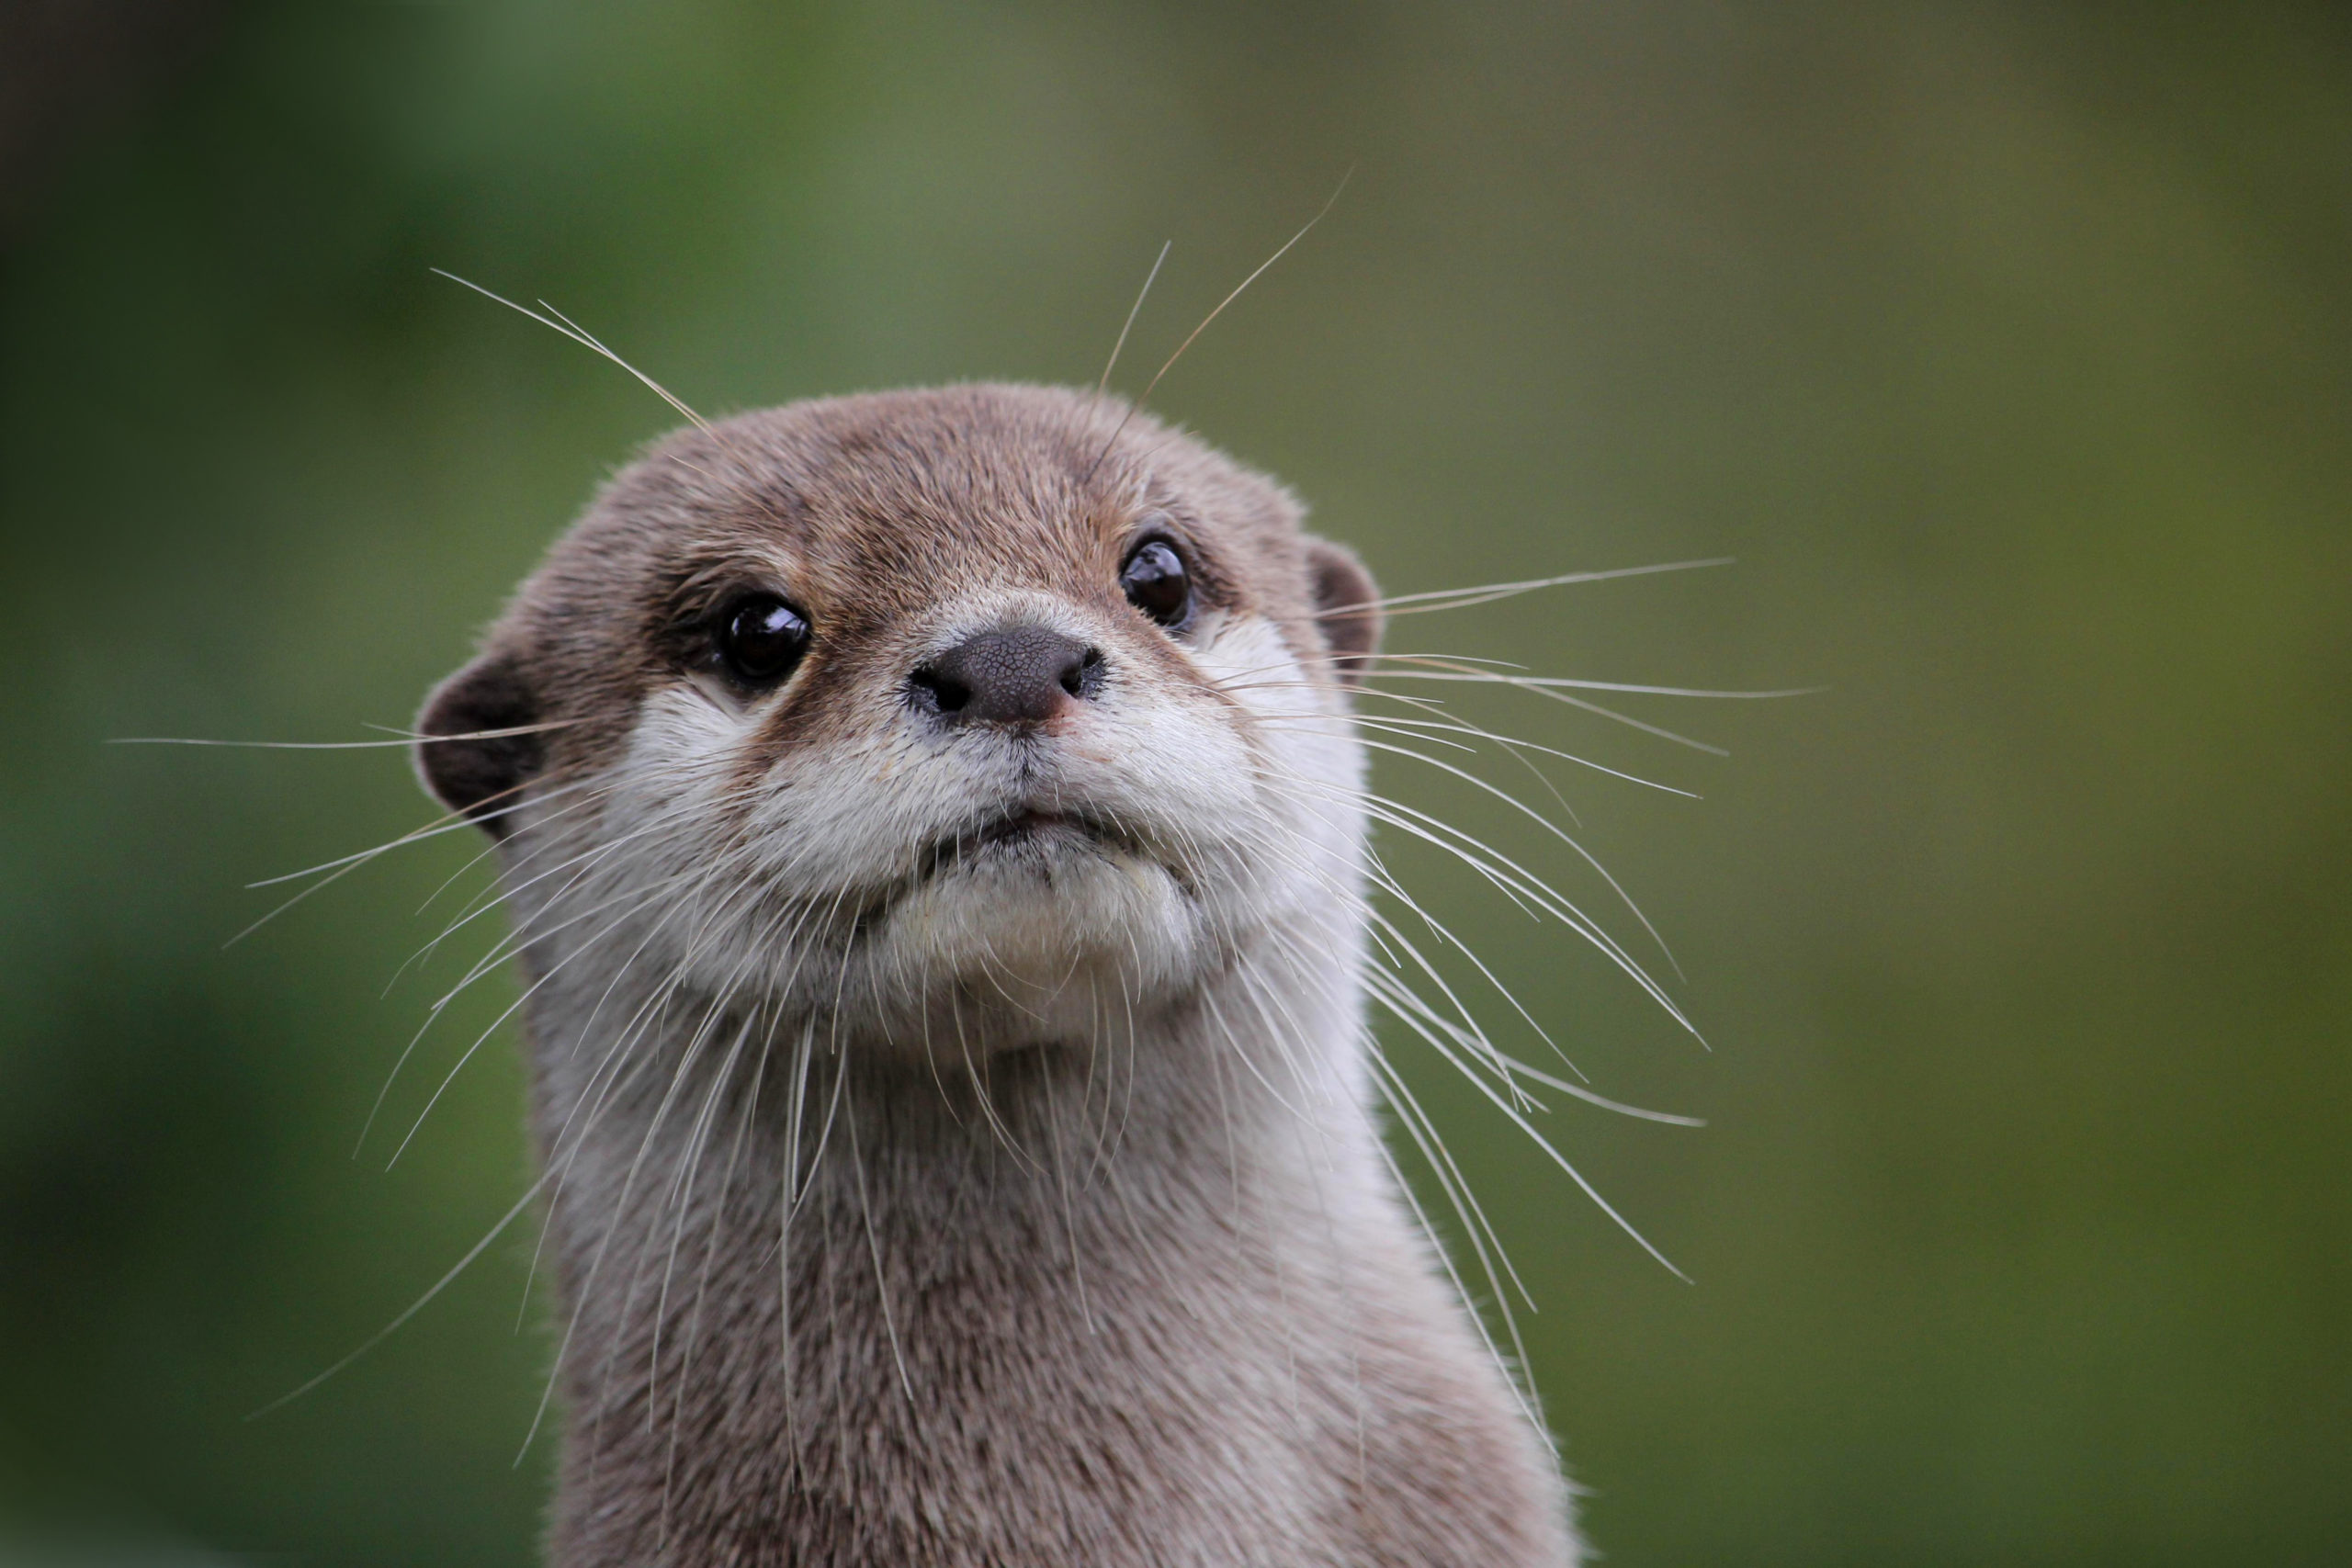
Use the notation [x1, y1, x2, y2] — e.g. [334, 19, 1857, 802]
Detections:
[1304, 537, 1383, 688]
[413, 651, 545, 840]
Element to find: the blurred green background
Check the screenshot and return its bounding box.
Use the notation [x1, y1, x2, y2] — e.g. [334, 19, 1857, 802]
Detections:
[2, 2, 2346, 1562]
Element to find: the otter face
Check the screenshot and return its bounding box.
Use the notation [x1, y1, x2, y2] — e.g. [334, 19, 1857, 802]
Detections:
[416, 384, 1381, 1056]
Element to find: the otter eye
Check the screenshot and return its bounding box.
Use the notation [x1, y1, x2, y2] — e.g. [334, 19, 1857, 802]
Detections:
[1120, 538, 1193, 628]
[716, 592, 810, 686]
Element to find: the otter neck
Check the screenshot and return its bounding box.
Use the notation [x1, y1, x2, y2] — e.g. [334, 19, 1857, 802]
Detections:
[526, 922, 1402, 1567]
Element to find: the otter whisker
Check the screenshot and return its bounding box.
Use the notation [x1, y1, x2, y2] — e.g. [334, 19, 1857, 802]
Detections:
[642, 899, 811, 1422]
[775, 1013, 816, 1470]
[1256, 703, 1699, 801]
[1224, 809, 1544, 1116]
[387, 795, 656, 1004]
[793, 1000, 852, 1225]
[1421, 1029, 1690, 1283]
[244, 1165, 560, 1421]
[1252, 774, 1589, 1079]
[1081, 171, 1350, 484]
[110, 718, 579, 750]
[1366, 962, 1702, 1127]
[515, 955, 704, 1330]
[1328, 557, 1737, 618]
[534, 906, 765, 1463]
[1340, 708, 1699, 807]
[516, 853, 794, 1440]
[1221, 674, 1703, 798]
[1366, 1033, 1538, 1315]
[588, 987, 743, 1463]
[1196, 967, 1317, 1126]
[1095, 238, 1172, 398]
[842, 1070, 917, 1404]
[1037, 1061, 1095, 1336]
[648, 1008, 763, 1428]
[1365, 1058, 1549, 1443]
[1217, 970, 1307, 1423]
[431, 269, 711, 435]
[1361, 670, 1731, 754]
[663, 997, 778, 1538]
[241, 785, 566, 890]
[382, 860, 720, 1167]
[221, 773, 563, 943]
[401, 798, 698, 1016]
[1264, 770, 1698, 1043]
[404, 775, 625, 921]
[1345, 734, 1684, 981]
[1376, 658, 1821, 701]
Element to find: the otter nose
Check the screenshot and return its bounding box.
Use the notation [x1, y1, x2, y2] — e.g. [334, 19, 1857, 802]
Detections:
[910, 626, 1103, 726]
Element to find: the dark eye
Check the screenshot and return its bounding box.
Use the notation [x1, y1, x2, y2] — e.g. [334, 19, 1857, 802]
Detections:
[1120, 538, 1193, 628]
[716, 592, 811, 685]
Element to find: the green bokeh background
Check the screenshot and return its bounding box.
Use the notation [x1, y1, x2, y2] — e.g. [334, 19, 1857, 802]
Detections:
[3, 3, 2346, 1562]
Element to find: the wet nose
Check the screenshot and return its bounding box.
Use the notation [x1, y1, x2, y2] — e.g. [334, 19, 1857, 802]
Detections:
[910, 626, 1103, 726]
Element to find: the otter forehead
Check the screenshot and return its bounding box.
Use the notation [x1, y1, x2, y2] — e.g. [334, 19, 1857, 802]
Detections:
[561, 386, 1305, 619]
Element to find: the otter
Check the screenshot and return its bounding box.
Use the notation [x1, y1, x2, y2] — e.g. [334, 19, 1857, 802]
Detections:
[413, 382, 1578, 1565]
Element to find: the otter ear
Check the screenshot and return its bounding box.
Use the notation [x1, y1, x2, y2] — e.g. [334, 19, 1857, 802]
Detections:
[1304, 537, 1383, 688]
[413, 651, 545, 840]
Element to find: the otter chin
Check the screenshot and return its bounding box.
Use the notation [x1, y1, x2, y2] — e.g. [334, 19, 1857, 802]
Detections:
[413, 383, 1577, 1568]
[857, 803, 1207, 1046]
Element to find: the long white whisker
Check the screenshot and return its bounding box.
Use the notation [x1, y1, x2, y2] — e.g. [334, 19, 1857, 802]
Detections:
[1081, 172, 1350, 483]
[109, 718, 578, 751]
[245, 1166, 555, 1420]
[1095, 239, 1171, 396]
[432, 269, 710, 434]
[1333, 557, 1736, 616]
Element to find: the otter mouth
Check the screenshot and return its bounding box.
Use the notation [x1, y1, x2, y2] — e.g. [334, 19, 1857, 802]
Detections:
[837, 804, 1189, 945]
[916, 807, 1135, 881]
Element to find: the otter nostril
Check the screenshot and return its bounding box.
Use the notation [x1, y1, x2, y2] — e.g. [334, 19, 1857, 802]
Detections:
[910, 666, 971, 715]
[1061, 647, 1103, 699]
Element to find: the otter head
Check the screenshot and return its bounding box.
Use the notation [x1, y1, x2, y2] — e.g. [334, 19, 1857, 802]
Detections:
[413, 384, 1382, 1057]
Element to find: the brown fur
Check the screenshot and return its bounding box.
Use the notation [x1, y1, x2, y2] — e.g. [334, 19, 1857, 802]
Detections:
[417, 384, 1577, 1565]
